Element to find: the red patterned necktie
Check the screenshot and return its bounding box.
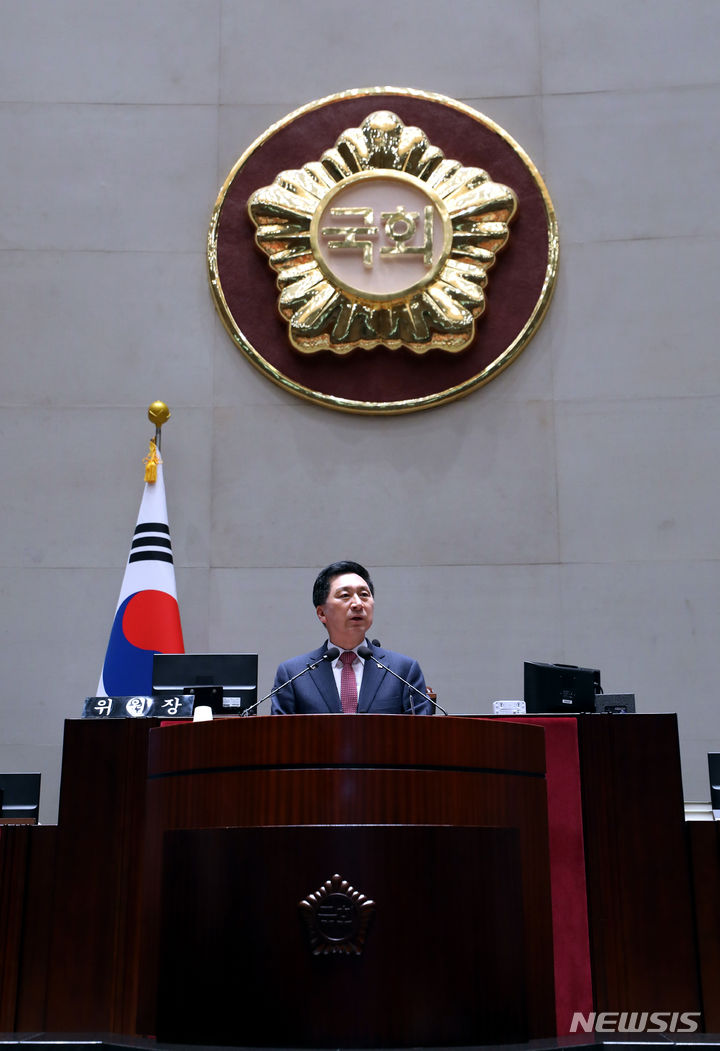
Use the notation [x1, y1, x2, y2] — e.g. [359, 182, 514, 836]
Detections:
[339, 650, 358, 713]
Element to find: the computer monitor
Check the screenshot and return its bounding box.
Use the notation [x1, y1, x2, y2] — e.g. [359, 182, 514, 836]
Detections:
[152, 653, 258, 714]
[0, 773, 41, 823]
[708, 753, 720, 810]
[524, 661, 601, 714]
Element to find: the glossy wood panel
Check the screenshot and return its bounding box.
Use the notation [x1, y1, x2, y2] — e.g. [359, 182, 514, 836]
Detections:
[156, 825, 527, 1048]
[575, 714, 701, 1017]
[687, 820, 720, 1030]
[44, 719, 160, 1033]
[0, 826, 30, 1029]
[0, 824, 57, 1031]
[148, 713, 547, 777]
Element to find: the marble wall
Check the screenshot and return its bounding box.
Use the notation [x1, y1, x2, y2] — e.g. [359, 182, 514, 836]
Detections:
[1, 0, 719, 821]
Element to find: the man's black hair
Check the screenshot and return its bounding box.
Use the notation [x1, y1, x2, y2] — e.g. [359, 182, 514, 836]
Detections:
[313, 561, 374, 607]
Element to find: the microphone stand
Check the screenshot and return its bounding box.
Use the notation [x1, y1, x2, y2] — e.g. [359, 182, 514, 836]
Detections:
[357, 646, 448, 715]
[241, 647, 339, 717]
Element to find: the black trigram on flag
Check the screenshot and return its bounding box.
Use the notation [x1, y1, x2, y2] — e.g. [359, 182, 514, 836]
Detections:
[129, 522, 174, 564]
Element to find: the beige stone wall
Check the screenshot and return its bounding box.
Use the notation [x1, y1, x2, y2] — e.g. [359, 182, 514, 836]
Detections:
[1, 1, 719, 819]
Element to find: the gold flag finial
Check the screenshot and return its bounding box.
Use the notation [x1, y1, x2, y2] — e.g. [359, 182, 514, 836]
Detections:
[145, 402, 170, 480]
[148, 401, 170, 428]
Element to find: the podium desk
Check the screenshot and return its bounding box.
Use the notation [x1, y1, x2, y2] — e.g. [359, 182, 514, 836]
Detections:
[4, 712, 705, 1041]
[142, 713, 555, 1041]
[496, 713, 702, 1032]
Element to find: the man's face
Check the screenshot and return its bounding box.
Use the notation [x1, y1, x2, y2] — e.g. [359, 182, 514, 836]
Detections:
[316, 572, 375, 649]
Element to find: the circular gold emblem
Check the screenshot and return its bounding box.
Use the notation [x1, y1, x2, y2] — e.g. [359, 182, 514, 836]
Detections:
[209, 87, 558, 414]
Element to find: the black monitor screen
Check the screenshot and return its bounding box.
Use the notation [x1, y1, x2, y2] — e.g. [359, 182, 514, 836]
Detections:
[709, 753, 720, 810]
[524, 661, 601, 714]
[0, 773, 41, 822]
[152, 653, 258, 713]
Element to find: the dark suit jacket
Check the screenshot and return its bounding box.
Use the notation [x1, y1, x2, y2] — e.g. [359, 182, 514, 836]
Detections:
[271, 640, 431, 715]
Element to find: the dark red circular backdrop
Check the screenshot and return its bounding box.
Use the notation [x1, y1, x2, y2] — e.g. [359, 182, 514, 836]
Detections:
[209, 89, 558, 414]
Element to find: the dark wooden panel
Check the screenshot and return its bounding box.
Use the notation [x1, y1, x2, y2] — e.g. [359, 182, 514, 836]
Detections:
[0, 824, 56, 1031]
[44, 719, 159, 1033]
[148, 712, 547, 778]
[687, 820, 720, 1030]
[14, 825, 57, 1030]
[156, 825, 528, 1048]
[576, 714, 701, 1016]
[0, 825, 30, 1029]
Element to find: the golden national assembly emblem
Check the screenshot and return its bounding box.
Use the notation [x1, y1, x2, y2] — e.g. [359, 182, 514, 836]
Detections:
[248, 109, 518, 356]
[208, 88, 558, 414]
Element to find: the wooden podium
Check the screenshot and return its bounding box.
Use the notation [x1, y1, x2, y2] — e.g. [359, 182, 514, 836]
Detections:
[143, 714, 555, 1043]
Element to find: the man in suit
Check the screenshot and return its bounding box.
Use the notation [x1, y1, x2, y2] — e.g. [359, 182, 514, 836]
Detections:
[271, 561, 432, 715]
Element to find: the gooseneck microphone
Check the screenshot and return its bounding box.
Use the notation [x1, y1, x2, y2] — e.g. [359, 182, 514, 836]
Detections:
[357, 645, 447, 716]
[241, 647, 340, 716]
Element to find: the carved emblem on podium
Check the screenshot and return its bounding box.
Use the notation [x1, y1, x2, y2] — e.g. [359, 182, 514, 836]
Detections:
[299, 873, 375, 955]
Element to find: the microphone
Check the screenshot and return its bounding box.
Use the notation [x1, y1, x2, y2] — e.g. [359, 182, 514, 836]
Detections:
[241, 647, 340, 716]
[357, 645, 447, 716]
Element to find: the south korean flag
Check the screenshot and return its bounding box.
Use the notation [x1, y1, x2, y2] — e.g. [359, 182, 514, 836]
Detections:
[97, 451, 184, 697]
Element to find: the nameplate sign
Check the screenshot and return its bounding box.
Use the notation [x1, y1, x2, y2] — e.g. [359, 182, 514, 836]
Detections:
[82, 695, 194, 719]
